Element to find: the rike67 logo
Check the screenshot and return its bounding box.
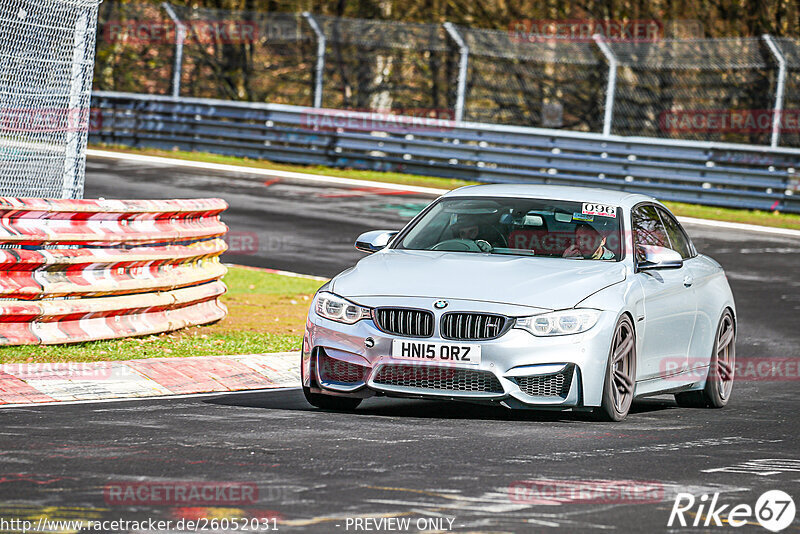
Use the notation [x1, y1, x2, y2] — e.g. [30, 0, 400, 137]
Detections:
[669, 490, 796, 532]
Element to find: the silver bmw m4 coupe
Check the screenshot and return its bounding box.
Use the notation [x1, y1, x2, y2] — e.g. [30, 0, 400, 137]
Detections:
[302, 185, 736, 421]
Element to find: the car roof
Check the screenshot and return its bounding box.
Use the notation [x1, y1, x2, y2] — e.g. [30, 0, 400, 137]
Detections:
[442, 184, 657, 210]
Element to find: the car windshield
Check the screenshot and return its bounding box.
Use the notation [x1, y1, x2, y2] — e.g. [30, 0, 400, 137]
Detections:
[396, 197, 622, 261]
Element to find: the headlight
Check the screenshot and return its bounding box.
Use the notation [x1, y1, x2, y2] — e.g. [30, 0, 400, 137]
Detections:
[515, 309, 601, 336]
[315, 292, 371, 324]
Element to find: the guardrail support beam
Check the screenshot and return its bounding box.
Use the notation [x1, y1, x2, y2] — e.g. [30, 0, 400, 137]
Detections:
[162, 3, 186, 99]
[444, 22, 468, 123]
[303, 12, 326, 108]
[763, 34, 787, 148]
[594, 34, 618, 138]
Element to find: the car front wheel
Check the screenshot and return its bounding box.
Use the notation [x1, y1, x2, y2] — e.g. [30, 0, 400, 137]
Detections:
[301, 353, 362, 411]
[302, 387, 362, 411]
[594, 315, 637, 422]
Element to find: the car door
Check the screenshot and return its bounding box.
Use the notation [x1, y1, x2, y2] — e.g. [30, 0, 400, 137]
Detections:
[632, 204, 698, 380]
[655, 206, 716, 372]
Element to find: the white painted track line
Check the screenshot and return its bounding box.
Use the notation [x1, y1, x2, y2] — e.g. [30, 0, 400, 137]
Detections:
[88, 149, 800, 238]
[0, 387, 301, 409]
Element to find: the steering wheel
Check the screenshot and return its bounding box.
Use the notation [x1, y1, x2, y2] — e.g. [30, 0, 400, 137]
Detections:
[484, 226, 509, 248]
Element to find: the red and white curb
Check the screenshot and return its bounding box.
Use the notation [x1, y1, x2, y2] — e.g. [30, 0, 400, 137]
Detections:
[0, 352, 300, 407]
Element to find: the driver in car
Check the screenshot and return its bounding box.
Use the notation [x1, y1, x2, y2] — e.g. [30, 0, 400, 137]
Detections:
[456, 224, 480, 241]
[562, 223, 615, 260]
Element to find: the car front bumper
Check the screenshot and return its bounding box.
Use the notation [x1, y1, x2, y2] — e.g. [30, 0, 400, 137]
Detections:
[302, 299, 617, 409]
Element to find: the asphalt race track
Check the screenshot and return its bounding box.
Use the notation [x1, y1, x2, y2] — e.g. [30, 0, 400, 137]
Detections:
[1, 156, 798, 533]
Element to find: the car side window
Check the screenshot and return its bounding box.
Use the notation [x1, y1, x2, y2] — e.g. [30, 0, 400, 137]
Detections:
[656, 207, 693, 259]
[631, 205, 670, 263]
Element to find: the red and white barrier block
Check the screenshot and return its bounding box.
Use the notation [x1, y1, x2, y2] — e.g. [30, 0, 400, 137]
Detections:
[0, 197, 229, 345]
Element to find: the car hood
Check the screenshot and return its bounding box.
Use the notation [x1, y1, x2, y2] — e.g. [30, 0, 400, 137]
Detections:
[331, 249, 627, 311]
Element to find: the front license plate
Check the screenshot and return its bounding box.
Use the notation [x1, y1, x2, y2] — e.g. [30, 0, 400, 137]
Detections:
[391, 340, 481, 365]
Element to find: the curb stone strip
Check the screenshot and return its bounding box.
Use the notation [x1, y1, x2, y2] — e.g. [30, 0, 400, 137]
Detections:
[0, 352, 300, 406]
[0, 371, 56, 404]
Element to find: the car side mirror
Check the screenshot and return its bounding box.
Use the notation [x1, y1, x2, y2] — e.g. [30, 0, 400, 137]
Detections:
[355, 230, 399, 254]
[637, 245, 683, 270]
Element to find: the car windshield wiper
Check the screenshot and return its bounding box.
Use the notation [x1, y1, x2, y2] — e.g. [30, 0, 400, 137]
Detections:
[488, 248, 536, 257]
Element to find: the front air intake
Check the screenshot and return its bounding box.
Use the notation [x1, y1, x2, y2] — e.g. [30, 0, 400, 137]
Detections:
[514, 366, 574, 398]
[372, 364, 504, 393]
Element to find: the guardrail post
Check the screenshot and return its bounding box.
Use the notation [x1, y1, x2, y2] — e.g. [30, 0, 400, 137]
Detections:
[162, 3, 186, 99]
[303, 12, 326, 108]
[763, 34, 787, 148]
[443, 22, 468, 123]
[593, 34, 618, 137]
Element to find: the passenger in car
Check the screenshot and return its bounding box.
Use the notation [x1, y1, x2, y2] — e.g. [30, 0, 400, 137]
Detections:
[562, 223, 615, 260]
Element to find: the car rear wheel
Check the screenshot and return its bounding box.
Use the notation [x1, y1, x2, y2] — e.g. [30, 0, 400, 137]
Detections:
[594, 315, 637, 422]
[675, 310, 735, 408]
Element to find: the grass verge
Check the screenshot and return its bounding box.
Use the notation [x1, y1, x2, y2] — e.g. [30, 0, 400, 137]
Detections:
[0, 266, 326, 364]
[90, 144, 800, 231]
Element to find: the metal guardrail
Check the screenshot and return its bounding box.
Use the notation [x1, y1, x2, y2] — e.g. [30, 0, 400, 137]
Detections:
[91, 91, 800, 213]
[0, 197, 229, 346]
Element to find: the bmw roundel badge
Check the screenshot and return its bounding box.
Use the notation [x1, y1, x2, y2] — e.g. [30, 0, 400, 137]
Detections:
[433, 300, 449, 309]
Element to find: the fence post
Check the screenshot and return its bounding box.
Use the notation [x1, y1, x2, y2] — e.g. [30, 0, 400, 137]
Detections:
[162, 3, 185, 99]
[593, 34, 618, 137]
[443, 22, 468, 123]
[763, 34, 787, 148]
[62, 9, 92, 199]
[303, 12, 325, 108]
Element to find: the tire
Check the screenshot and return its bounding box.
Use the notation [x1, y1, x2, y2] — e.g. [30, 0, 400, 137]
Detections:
[301, 352, 362, 411]
[302, 386, 362, 411]
[593, 315, 637, 422]
[674, 310, 735, 409]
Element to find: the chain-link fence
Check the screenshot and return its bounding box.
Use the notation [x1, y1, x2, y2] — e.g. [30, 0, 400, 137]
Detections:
[317, 15, 451, 114]
[457, 26, 605, 131]
[0, 0, 100, 198]
[609, 38, 776, 145]
[93, 2, 800, 148]
[775, 38, 800, 149]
